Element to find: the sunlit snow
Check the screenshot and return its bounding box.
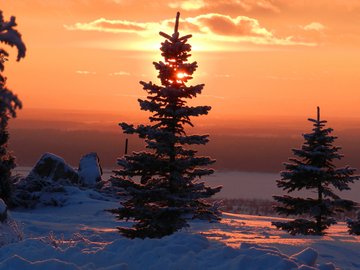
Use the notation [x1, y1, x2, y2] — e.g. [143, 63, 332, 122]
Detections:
[0, 186, 358, 269]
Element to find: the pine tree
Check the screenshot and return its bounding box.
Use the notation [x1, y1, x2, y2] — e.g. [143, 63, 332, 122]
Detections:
[0, 11, 26, 205]
[110, 12, 221, 239]
[347, 212, 360, 235]
[273, 107, 359, 235]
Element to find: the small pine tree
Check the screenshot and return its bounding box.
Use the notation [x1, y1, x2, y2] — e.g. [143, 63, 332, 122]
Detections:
[0, 11, 26, 205]
[110, 12, 221, 239]
[273, 107, 359, 235]
[347, 211, 360, 235]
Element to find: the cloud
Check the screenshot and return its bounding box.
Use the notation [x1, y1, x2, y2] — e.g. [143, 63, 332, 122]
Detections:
[168, 0, 206, 10]
[65, 18, 147, 33]
[302, 22, 325, 31]
[252, 0, 280, 12]
[168, 0, 280, 13]
[76, 70, 96, 75]
[187, 14, 272, 37]
[109, 71, 131, 76]
[287, 22, 326, 45]
[215, 74, 231, 78]
[65, 13, 317, 49]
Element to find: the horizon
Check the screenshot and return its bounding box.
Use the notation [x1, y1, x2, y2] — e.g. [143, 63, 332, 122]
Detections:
[8, 107, 360, 174]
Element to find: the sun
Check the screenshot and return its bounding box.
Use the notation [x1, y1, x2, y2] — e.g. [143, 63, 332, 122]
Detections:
[176, 72, 188, 79]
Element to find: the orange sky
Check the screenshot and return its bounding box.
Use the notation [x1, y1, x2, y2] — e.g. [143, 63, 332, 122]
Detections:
[2, 0, 360, 122]
[2, 0, 360, 170]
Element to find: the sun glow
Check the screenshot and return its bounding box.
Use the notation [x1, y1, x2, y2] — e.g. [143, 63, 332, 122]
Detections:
[176, 72, 188, 79]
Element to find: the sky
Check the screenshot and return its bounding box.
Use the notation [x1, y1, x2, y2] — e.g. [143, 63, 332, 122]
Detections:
[2, 0, 360, 170]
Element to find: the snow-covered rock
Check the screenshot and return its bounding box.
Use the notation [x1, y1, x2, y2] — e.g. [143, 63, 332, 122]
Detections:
[26, 153, 79, 184]
[0, 199, 7, 222]
[78, 152, 102, 187]
[12, 153, 79, 208]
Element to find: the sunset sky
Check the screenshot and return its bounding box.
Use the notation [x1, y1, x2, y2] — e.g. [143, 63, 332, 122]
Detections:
[2, 0, 360, 169]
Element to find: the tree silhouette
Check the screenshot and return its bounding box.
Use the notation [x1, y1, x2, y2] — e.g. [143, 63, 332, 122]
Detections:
[0, 11, 26, 205]
[273, 107, 359, 235]
[347, 211, 360, 235]
[110, 12, 221, 238]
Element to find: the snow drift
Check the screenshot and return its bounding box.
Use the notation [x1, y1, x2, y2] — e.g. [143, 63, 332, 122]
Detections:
[0, 187, 356, 269]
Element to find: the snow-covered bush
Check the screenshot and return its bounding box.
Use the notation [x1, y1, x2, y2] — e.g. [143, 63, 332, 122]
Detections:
[347, 219, 360, 235]
[347, 211, 360, 235]
[0, 218, 23, 247]
[13, 177, 67, 208]
[0, 199, 22, 247]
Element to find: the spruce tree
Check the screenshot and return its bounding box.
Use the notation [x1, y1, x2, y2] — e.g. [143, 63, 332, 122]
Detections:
[347, 212, 360, 235]
[0, 11, 26, 205]
[273, 107, 359, 235]
[110, 12, 221, 239]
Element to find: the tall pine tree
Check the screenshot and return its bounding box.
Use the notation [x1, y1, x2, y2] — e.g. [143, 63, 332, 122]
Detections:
[0, 11, 26, 205]
[110, 12, 221, 239]
[273, 107, 359, 235]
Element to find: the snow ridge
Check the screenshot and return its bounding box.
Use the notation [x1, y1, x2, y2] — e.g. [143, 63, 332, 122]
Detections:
[0, 231, 336, 270]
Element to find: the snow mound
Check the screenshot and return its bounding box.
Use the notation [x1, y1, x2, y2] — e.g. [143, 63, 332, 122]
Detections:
[78, 152, 102, 187]
[291, 247, 318, 267]
[0, 231, 337, 270]
[0, 255, 79, 270]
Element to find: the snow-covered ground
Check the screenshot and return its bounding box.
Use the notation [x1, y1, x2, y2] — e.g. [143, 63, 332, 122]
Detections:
[1, 186, 359, 269]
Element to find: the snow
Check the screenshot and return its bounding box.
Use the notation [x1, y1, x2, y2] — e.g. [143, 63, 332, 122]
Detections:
[0, 187, 359, 269]
[291, 248, 318, 267]
[0, 213, 22, 247]
[196, 213, 360, 269]
[78, 152, 102, 186]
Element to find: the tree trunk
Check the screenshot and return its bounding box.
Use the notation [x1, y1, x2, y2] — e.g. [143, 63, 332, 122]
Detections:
[316, 180, 323, 234]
